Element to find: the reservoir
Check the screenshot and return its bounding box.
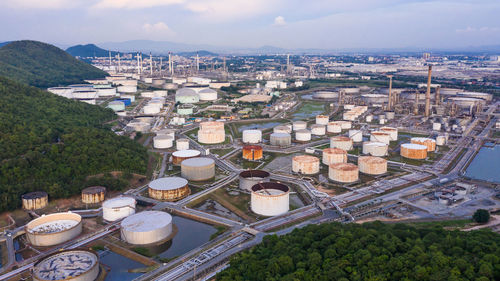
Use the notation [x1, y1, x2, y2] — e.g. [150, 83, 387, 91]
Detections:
[465, 143, 500, 183]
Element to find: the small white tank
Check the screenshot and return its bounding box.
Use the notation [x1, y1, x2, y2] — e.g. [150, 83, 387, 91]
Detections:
[102, 196, 136, 222]
[176, 138, 190, 150]
[433, 123, 442, 131]
[242, 129, 262, 144]
[153, 135, 174, 149]
[366, 115, 373, 122]
[295, 129, 312, 141]
[436, 135, 446, 146]
[370, 131, 391, 144]
[348, 130, 363, 142]
[315, 115, 329, 125]
[293, 121, 307, 131]
[310, 125, 326, 136]
[327, 122, 342, 133]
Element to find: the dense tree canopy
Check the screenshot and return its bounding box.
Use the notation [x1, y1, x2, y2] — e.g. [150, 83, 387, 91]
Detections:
[473, 209, 491, 224]
[0, 77, 147, 211]
[218, 222, 500, 281]
[0, 40, 107, 88]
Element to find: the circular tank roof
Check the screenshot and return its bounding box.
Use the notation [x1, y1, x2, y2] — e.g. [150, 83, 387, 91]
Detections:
[82, 186, 106, 194]
[251, 182, 289, 193]
[172, 149, 201, 157]
[121, 211, 172, 232]
[33, 250, 98, 281]
[102, 196, 136, 209]
[149, 177, 188, 191]
[239, 170, 270, 178]
[330, 163, 358, 171]
[401, 143, 427, 149]
[22, 191, 47, 199]
[181, 157, 214, 167]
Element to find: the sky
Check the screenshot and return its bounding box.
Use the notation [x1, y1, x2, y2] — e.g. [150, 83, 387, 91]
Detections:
[0, 0, 499, 50]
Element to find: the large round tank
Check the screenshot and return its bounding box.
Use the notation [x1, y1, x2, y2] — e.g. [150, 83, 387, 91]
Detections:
[330, 136, 353, 151]
[117, 85, 137, 93]
[242, 145, 263, 161]
[315, 115, 329, 125]
[292, 155, 320, 175]
[120, 211, 173, 245]
[447, 97, 486, 108]
[198, 121, 225, 144]
[81, 186, 106, 204]
[411, 137, 436, 152]
[242, 129, 262, 144]
[175, 88, 200, 104]
[362, 141, 388, 156]
[327, 122, 342, 133]
[143, 104, 161, 114]
[358, 156, 387, 175]
[273, 125, 291, 134]
[148, 177, 190, 201]
[32, 250, 99, 281]
[26, 212, 82, 247]
[156, 128, 175, 138]
[176, 138, 190, 150]
[177, 104, 194, 115]
[370, 131, 391, 144]
[270, 132, 291, 146]
[313, 91, 338, 99]
[310, 124, 326, 136]
[96, 87, 116, 97]
[379, 127, 398, 141]
[153, 135, 174, 149]
[401, 143, 428, 159]
[295, 129, 312, 142]
[198, 88, 218, 101]
[22, 191, 48, 210]
[337, 121, 352, 130]
[251, 182, 289, 217]
[337, 87, 360, 94]
[152, 78, 165, 87]
[239, 170, 270, 191]
[102, 196, 136, 222]
[329, 163, 359, 183]
[172, 149, 201, 165]
[292, 121, 307, 131]
[322, 148, 347, 165]
[348, 130, 363, 142]
[181, 157, 215, 181]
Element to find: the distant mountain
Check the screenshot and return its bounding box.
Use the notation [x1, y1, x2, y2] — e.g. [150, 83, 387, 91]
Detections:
[0, 40, 107, 88]
[99, 40, 215, 54]
[66, 43, 124, 58]
[176, 50, 218, 57]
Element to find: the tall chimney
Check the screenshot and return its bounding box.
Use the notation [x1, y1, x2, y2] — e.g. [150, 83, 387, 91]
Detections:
[435, 85, 440, 105]
[117, 53, 121, 73]
[425, 65, 432, 117]
[150, 53, 153, 76]
[414, 90, 419, 115]
[287, 54, 290, 74]
[196, 53, 200, 72]
[136, 53, 140, 75]
[387, 75, 393, 110]
[159, 57, 162, 76]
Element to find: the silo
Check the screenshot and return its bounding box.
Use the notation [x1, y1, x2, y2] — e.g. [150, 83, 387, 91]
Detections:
[26, 212, 82, 247]
[411, 137, 436, 152]
[362, 141, 388, 156]
[121, 211, 173, 245]
[380, 127, 398, 141]
[329, 163, 359, 183]
[251, 182, 289, 217]
[292, 121, 307, 131]
[239, 170, 271, 191]
[292, 155, 320, 175]
[370, 131, 391, 144]
[242, 129, 262, 144]
[172, 149, 201, 165]
[81, 186, 106, 204]
[330, 136, 353, 151]
[242, 145, 263, 161]
[322, 148, 347, 165]
[181, 157, 215, 181]
[153, 135, 174, 149]
[400, 143, 428, 159]
[310, 124, 326, 136]
[316, 115, 329, 125]
[22, 192, 48, 210]
[176, 138, 190, 150]
[348, 130, 363, 142]
[327, 122, 342, 133]
[295, 129, 312, 142]
[33, 250, 99, 281]
[148, 177, 190, 201]
[273, 125, 291, 134]
[358, 156, 387, 175]
[102, 196, 136, 222]
[270, 132, 291, 146]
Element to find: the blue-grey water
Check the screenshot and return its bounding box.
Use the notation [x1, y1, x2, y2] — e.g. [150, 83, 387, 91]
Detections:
[100, 250, 144, 281]
[238, 122, 282, 132]
[465, 143, 500, 183]
[292, 103, 325, 120]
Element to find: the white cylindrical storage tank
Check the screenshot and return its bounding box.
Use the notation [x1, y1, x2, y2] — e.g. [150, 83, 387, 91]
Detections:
[379, 119, 386, 125]
[153, 90, 168, 97]
[380, 127, 398, 141]
[97, 87, 117, 97]
[141, 91, 155, 98]
[175, 88, 200, 104]
[242, 129, 262, 144]
[348, 130, 363, 142]
[362, 141, 388, 156]
[198, 88, 218, 101]
[120, 211, 173, 245]
[310, 124, 326, 136]
[198, 129, 225, 144]
[433, 123, 442, 131]
[370, 131, 391, 145]
[273, 125, 291, 134]
[292, 155, 320, 175]
[329, 163, 359, 183]
[436, 135, 446, 146]
[251, 182, 289, 217]
[358, 156, 387, 175]
[102, 196, 136, 222]
[143, 104, 161, 114]
[153, 135, 174, 149]
[338, 121, 352, 130]
[270, 132, 291, 146]
[157, 128, 176, 139]
[239, 170, 271, 192]
[366, 115, 373, 122]
[117, 85, 137, 93]
[292, 121, 307, 131]
[295, 129, 312, 142]
[315, 115, 329, 125]
[26, 212, 83, 247]
[181, 157, 215, 181]
[176, 138, 190, 150]
[330, 136, 353, 151]
[327, 122, 342, 133]
[121, 94, 136, 102]
[172, 149, 201, 165]
[33, 250, 99, 281]
[322, 148, 347, 165]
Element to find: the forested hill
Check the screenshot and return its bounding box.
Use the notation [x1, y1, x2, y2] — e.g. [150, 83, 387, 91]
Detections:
[0, 77, 148, 212]
[66, 44, 122, 58]
[0, 40, 107, 88]
[218, 222, 500, 281]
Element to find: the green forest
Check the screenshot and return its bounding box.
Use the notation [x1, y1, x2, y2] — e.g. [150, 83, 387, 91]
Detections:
[0, 40, 107, 88]
[0, 77, 147, 211]
[217, 222, 500, 281]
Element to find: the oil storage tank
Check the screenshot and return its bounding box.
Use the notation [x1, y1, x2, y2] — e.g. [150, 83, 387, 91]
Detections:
[26, 212, 82, 247]
[348, 130, 363, 142]
[311, 124, 326, 136]
[411, 137, 436, 152]
[292, 121, 307, 131]
[316, 115, 329, 125]
[243, 145, 263, 161]
[32, 250, 99, 281]
[172, 149, 201, 165]
[176, 138, 190, 150]
[401, 143, 427, 159]
[270, 132, 291, 146]
[81, 186, 106, 204]
[181, 157, 215, 181]
[22, 191, 48, 210]
[292, 155, 320, 175]
[242, 129, 262, 144]
[273, 125, 291, 134]
[329, 163, 359, 183]
[295, 129, 312, 142]
[153, 135, 174, 149]
[175, 88, 200, 104]
[380, 127, 398, 141]
[239, 170, 271, 191]
[198, 88, 218, 101]
[358, 156, 387, 175]
[362, 141, 388, 156]
[330, 136, 353, 151]
[370, 131, 391, 144]
[148, 177, 190, 201]
[102, 196, 136, 222]
[327, 122, 342, 133]
[322, 148, 347, 165]
[198, 121, 225, 144]
[251, 182, 289, 217]
[121, 211, 173, 245]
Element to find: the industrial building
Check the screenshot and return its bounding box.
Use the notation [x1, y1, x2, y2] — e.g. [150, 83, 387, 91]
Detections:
[251, 182, 290, 217]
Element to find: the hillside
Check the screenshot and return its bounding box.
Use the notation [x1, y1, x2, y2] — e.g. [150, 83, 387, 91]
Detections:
[217, 222, 500, 280]
[66, 43, 122, 58]
[0, 77, 148, 212]
[0, 40, 107, 88]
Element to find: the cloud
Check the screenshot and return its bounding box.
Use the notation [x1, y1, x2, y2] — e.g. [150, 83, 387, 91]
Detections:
[142, 22, 175, 35]
[274, 16, 286, 26]
[456, 26, 500, 33]
[183, 0, 277, 21]
[92, 0, 183, 9]
[2, 0, 83, 9]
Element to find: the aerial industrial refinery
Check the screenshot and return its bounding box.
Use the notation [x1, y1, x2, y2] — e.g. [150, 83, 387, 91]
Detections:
[1, 44, 499, 281]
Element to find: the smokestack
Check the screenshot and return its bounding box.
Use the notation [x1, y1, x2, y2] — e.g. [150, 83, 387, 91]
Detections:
[109, 51, 112, 69]
[150, 53, 153, 76]
[287, 54, 290, 74]
[117, 53, 121, 73]
[196, 53, 200, 72]
[425, 65, 432, 117]
[136, 53, 140, 75]
[159, 57, 162, 76]
[435, 85, 440, 106]
[414, 90, 419, 115]
[387, 75, 393, 110]
[223, 57, 226, 73]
